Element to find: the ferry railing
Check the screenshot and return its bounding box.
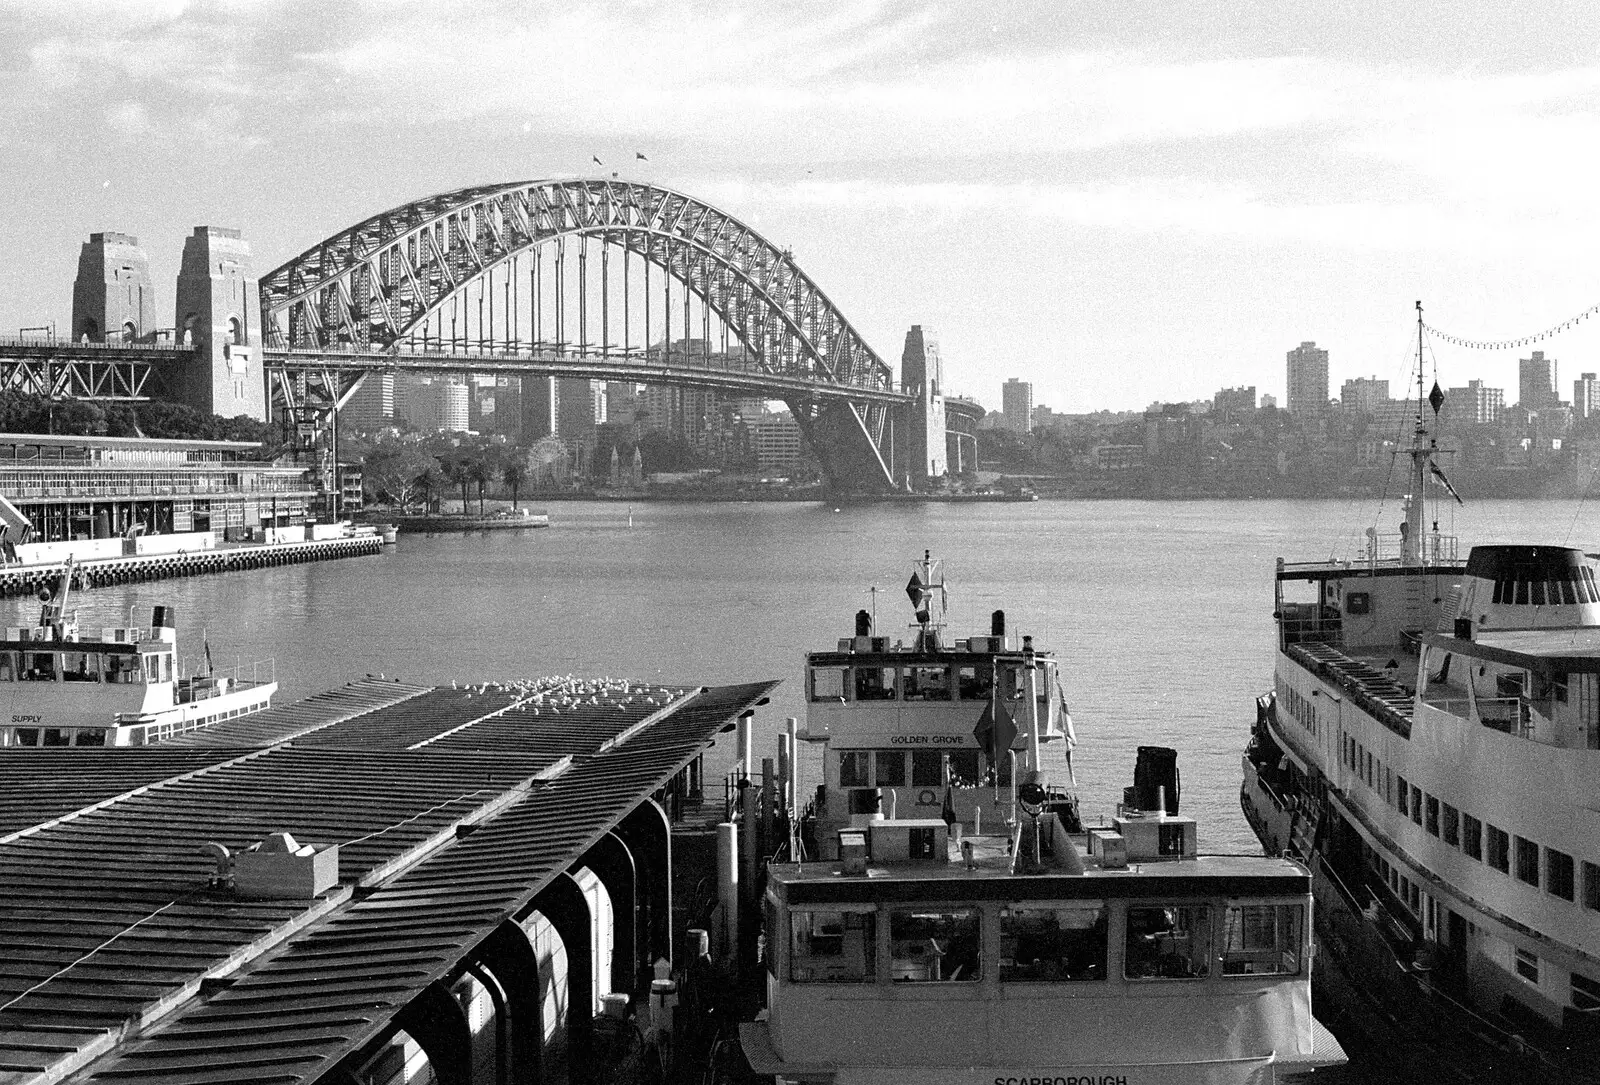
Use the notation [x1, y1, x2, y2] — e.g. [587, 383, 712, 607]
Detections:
[1318, 850, 1557, 1063]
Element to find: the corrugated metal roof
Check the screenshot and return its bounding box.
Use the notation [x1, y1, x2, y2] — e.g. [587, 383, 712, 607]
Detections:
[0, 677, 775, 1085]
[162, 678, 433, 748]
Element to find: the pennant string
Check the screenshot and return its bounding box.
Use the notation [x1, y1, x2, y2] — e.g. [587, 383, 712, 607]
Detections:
[1423, 302, 1600, 350]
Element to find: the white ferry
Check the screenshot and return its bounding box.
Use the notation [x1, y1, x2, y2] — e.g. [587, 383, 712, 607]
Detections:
[742, 553, 1346, 1084]
[0, 560, 276, 748]
[1242, 304, 1600, 1073]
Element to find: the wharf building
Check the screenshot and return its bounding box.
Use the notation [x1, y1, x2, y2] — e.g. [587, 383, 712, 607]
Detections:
[0, 673, 777, 1085]
[0, 432, 317, 544]
[1286, 342, 1330, 416]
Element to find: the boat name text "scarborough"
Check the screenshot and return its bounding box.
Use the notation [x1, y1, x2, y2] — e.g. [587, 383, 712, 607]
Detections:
[889, 735, 968, 745]
[993, 1076, 1129, 1085]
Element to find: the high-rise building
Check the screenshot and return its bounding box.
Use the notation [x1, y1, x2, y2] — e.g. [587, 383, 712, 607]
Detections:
[1444, 380, 1504, 426]
[1575, 373, 1600, 419]
[1213, 386, 1256, 421]
[749, 414, 804, 474]
[402, 377, 470, 432]
[343, 372, 395, 430]
[1285, 342, 1329, 415]
[1519, 351, 1559, 411]
[1339, 376, 1389, 415]
[1001, 378, 1034, 434]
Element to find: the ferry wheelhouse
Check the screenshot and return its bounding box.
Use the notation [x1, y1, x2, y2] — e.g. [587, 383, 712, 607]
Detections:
[0, 562, 276, 748]
[745, 554, 1345, 1084]
[1243, 304, 1600, 1064]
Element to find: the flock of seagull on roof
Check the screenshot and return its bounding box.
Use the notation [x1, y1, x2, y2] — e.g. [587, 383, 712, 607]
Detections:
[413, 674, 686, 713]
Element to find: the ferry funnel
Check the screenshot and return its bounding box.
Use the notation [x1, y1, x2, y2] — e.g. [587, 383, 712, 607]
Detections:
[991, 610, 1006, 637]
[855, 609, 872, 637]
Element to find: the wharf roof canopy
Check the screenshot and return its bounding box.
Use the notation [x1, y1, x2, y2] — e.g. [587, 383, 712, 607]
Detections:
[0, 674, 774, 1085]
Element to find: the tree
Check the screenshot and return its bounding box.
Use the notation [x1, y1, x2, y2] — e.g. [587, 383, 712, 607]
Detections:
[363, 443, 436, 510]
[438, 451, 472, 513]
[466, 447, 499, 515]
[502, 456, 528, 509]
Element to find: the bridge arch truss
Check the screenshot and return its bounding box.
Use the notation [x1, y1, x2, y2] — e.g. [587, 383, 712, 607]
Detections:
[259, 180, 903, 490]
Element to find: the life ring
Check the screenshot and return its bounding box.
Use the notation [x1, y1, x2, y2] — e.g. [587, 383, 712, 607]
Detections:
[916, 789, 938, 806]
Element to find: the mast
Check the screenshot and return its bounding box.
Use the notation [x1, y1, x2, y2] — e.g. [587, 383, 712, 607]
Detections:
[1402, 301, 1430, 567]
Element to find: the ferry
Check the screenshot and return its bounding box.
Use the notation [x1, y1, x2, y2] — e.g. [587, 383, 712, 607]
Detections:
[0, 559, 276, 748]
[1242, 303, 1600, 1076]
[742, 553, 1346, 1084]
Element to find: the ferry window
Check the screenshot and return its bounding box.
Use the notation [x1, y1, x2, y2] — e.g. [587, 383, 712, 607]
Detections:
[1220, 904, 1303, 977]
[810, 667, 846, 702]
[1555, 672, 1569, 704]
[911, 750, 943, 787]
[41, 728, 69, 747]
[1516, 578, 1529, 605]
[1547, 848, 1575, 901]
[1000, 904, 1107, 982]
[73, 728, 107, 747]
[1515, 837, 1540, 886]
[1346, 592, 1370, 615]
[13, 727, 38, 746]
[889, 907, 980, 983]
[853, 667, 896, 701]
[22, 652, 55, 681]
[1584, 862, 1600, 910]
[1395, 775, 1409, 815]
[106, 655, 139, 683]
[875, 751, 907, 787]
[957, 665, 993, 700]
[0, 651, 16, 680]
[903, 666, 951, 701]
[839, 750, 871, 788]
[1462, 815, 1483, 861]
[1487, 826, 1510, 873]
[1573, 973, 1600, 1011]
[790, 908, 876, 984]
[61, 652, 98, 683]
[1442, 803, 1460, 846]
[1515, 948, 1539, 984]
[1425, 796, 1439, 837]
[763, 895, 777, 978]
[1125, 905, 1213, 980]
[947, 749, 980, 788]
[1409, 786, 1422, 826]
[1531, 579, 1547, 607]
[1000, 664, 1027, 701]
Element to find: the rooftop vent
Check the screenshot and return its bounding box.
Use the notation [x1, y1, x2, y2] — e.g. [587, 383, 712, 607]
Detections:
[220, 831, 340, 899]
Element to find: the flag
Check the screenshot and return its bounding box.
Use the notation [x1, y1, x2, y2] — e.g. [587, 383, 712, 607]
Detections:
[1429, 461, 1464, 505]
[592, 155, 603, 166]
[636, 151, 649, 160]
[1056, 676, 1078, 785]
[204, 636, 214, 675]
[940, 785, 956, 828]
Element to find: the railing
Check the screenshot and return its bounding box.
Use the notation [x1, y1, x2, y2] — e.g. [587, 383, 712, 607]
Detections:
[0, 335, 191, 352]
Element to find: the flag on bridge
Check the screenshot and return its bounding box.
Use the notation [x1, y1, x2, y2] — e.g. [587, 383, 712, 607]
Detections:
[592, 155, 603, 166]
[636, 151, 649, 160]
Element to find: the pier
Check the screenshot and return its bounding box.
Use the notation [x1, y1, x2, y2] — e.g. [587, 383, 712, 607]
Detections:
[0, 534, 383, 598]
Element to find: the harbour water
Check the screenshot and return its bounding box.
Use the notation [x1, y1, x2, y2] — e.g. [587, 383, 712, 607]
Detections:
[13, 497, 1595, 853]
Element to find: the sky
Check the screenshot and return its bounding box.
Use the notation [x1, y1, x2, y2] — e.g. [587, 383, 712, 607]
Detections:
[4, 0, 1600, 414]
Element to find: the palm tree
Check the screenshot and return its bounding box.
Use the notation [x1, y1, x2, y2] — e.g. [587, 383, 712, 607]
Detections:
[466, 448, 498, 516]
[502, 455, 528, 510]
[439, 453, 471, 515]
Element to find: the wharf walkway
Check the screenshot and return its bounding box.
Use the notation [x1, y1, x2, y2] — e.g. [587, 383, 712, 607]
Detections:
[0, 534, 383, 597]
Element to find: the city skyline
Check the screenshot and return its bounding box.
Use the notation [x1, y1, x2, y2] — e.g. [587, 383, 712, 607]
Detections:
[5, 2, 1600, 413]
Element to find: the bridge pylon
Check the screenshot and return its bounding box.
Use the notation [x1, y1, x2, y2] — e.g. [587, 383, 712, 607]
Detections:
[173, 227, 268, 422]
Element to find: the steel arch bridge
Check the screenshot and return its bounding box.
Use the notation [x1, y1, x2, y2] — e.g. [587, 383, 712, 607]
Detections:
[259, 180, 909, 491]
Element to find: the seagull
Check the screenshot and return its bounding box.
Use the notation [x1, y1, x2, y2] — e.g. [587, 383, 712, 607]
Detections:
[636, 151, 648, 161]
[592, 155, 603, 166]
